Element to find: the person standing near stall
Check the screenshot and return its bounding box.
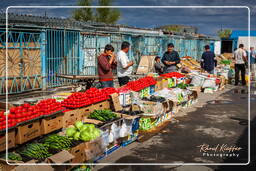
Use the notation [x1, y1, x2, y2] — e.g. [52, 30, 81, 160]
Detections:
[234, 44, 247, 86]
[161, 43, 180, 73]
[97, 44, 116, 88]
[117, 41, 134, 86]
[200, 45, 217, 74]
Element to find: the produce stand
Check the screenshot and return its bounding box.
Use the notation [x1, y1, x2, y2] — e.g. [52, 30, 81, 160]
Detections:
[0, 60, 229, 169]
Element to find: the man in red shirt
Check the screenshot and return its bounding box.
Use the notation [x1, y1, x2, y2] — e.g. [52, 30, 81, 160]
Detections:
[97, 44, 117, 88]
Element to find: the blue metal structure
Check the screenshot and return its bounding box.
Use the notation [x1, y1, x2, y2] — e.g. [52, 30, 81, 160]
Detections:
[0, 29, 43, 95]
[0, 14, 219, 95]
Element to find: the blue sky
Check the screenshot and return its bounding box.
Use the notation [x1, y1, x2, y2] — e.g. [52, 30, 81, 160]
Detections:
[1, 0, 255, 36]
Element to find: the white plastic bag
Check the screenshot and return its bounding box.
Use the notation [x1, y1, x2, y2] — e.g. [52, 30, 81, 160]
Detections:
[202, 78, 216, 88]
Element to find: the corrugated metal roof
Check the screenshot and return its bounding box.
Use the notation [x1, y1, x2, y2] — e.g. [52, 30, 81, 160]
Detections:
[230, 30, 256, 38]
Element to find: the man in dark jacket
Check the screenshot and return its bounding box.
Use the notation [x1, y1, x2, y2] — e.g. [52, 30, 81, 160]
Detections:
[201, 45, 217, 74]
[97, 44, 117, 88]
[161, 43, 180, 73]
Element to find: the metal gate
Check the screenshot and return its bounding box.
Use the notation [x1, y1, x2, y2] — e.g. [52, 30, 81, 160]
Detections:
[45, 29, 80, 87]
[0, 30, 42, 95]
[81, 34, 111, 75]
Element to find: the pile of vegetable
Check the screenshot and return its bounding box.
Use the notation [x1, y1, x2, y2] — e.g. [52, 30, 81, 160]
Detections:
[66, 121, 101, 142]
[3, 152, 22, 161]
[86, 88, 109, 103]
[102, 87, 118, 96]
[124, 76, 156, 92]
[176, 83, 189, 89]
[88, 110, 117, 122]
[61, 92, 91, 108]
[4, 103, 42, 129]
[160, 72, 185, 78]
[139, 118, 155, 130]
[42, 134, 72, 150]
[18, 143, 52, 160]
[220, 59, 231, 65]
[0, 111, 17, 130]
[36, 99, 63, 115]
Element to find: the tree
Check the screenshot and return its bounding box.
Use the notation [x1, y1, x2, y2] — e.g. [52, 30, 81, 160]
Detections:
[73, 0, 94, 22]
[217, 29, 232, 38]
[95, 0, 121, 24]
[72, 0, 121, 24]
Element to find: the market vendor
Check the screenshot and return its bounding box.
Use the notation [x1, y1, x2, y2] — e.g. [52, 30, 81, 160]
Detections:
[200, 45, 217, 74]
[97, 44, 117, 88]
[117, 41, 134, 86]
[161, 43, 180, 73]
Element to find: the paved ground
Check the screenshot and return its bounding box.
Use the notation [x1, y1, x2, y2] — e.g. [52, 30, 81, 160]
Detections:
[94, 85, 256, 171]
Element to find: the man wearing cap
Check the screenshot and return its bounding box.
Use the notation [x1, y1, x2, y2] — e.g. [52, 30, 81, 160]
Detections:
[161, 43, 180, 73]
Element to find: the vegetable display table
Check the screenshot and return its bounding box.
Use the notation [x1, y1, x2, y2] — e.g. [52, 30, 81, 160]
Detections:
[57, 74, 99, 90]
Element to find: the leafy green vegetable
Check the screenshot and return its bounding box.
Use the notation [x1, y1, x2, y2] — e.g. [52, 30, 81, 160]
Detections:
[75, 121, 84, 130]
[66, 127, 77, 137]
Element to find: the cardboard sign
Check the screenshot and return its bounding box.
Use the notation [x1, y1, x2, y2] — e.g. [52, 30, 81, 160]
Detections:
[136, 55, 155, 74]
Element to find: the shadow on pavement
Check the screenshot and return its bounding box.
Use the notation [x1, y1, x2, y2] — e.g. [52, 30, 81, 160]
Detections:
[215, 116, 256, 171]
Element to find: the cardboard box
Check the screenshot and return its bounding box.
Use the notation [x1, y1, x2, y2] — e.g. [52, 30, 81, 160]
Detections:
[110, 93, 122, 112]
[0, 159, 51, 171]
[69, 143, 85, 164]
[63, 109, 83, 128]
[41, 113, 64, 135]
[140, 101, 168, 116]
[162, 79, 168, 89]
[47, 150, 74, 171]
[92, 100, 110, 111]
[136, 55, 155, 74]
[0, 130, 15, 152]
[79, 105, 94, 117]
[172, 101, 181, 113]
[16, 120, 41, 144]
[84, 138, 104, 161]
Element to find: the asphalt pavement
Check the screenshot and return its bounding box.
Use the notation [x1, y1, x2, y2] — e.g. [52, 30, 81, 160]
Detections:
[94, 85, 255, 171]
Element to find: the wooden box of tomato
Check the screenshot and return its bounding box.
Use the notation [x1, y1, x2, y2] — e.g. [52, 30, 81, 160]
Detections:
[16, 119, 41, 144]
[92, 100, 110, 111]
[0, 129, 16, 152]
[63, 109, 83, 128]
[41, 111, 64, 135]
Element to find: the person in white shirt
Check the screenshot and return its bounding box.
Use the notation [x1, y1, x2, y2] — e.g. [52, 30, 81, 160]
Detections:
[234, 44, 247, 86]
[116, 41, 134, 86]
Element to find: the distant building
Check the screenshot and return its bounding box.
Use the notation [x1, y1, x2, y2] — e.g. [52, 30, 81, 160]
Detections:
[221, 30, 256, 53]
[155, 24, 198, 35]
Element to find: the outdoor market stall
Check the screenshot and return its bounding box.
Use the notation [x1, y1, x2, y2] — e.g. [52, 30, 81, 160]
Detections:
[0, 64, 227, 170]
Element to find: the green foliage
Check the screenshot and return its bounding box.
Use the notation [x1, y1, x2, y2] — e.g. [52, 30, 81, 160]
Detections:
[217, 29, 232, 38]
[73, 0, 94, 21]
[73, 0, 121, 24]
[96, 0, 121, 24]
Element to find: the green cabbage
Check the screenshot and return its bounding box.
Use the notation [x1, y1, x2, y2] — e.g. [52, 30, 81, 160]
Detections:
[74, 132, 81, 140]
[66, 127, 77, 137]
[75, 121, 84, 130]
